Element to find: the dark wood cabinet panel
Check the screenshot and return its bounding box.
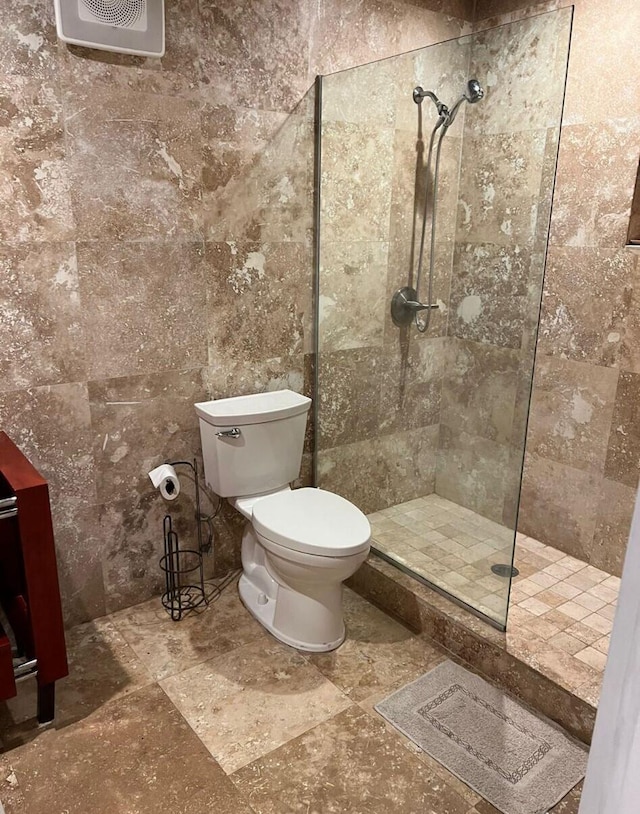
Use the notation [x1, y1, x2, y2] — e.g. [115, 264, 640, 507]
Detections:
[0, 432, 68, 723]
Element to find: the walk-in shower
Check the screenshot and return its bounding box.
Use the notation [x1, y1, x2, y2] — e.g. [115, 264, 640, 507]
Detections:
[314, 9, 573, 629]
[391, 79, 485, 332]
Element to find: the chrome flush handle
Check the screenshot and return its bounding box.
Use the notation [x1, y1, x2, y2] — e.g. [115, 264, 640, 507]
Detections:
[216, 427, 242, 439]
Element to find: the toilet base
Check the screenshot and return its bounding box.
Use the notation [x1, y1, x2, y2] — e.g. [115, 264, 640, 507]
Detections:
[238, 573, 346, 653]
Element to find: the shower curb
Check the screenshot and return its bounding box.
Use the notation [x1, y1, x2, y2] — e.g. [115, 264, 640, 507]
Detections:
[347, 554, 596, 745]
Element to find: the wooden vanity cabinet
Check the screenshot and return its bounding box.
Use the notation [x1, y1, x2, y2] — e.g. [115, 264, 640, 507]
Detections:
[0, 432, 68, 724]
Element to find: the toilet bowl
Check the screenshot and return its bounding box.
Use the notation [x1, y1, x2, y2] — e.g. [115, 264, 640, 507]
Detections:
[234, 487, 370, 651]
[195, 390, 371, 652]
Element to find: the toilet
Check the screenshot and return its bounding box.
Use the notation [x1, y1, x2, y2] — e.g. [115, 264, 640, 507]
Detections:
[195, 389, 371, 652]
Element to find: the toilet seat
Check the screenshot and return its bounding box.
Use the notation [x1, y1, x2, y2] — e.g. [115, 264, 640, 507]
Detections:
[252, 487, 371, 557]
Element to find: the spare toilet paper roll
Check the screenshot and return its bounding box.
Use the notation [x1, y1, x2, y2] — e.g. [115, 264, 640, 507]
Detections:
[148, 464, 181, 501]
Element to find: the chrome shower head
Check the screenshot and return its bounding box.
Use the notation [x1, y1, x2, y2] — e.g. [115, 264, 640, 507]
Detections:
[465, 79, 484, 103]
[445, 78, 485, 125]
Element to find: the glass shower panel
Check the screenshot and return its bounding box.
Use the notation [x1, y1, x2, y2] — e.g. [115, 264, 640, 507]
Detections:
[315, 9, 572, 628]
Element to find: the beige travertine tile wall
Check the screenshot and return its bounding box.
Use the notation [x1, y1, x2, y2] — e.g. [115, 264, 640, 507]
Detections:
[316, 40, 470, 513]
[317, 11, 572, 532]
[474, 0, 640, 576]
[0, 0, 474, 625]
[437, 9, 572, 526]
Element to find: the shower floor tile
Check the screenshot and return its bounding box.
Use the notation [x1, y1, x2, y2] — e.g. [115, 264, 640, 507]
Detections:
[368, 494, 515, 623]
[367, 494, 619, 705]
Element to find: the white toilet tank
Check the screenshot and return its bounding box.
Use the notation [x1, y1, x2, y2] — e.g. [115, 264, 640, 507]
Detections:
[195, 390, 311, 498]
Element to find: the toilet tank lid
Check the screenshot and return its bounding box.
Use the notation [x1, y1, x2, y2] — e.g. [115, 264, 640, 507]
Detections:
[195, 389, 311, 426]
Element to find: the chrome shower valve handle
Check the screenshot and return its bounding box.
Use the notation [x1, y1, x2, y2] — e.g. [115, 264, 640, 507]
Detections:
[390, 286, 440, 327]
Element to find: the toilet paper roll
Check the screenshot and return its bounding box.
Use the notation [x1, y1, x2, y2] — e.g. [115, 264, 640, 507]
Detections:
[148, 464, 181, 501]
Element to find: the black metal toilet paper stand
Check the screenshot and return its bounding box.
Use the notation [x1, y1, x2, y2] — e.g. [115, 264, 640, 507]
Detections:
[159, 459, 209, 621]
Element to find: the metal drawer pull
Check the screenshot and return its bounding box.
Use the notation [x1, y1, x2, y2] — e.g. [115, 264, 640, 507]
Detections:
[216, 428, 241, 439]
[0, 496, 17, 520]
[14, 658, 37, 681]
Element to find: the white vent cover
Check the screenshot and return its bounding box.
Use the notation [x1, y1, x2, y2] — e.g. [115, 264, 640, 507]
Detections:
[54, 0, 165, 57]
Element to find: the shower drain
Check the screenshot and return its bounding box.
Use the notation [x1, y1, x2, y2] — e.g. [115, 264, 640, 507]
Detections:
[491, 563, 519, 578]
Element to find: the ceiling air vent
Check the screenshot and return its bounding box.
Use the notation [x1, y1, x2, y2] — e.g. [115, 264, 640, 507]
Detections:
[53, 0, 165, 58]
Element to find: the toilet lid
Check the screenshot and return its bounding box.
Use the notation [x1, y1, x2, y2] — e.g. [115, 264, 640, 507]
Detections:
[252, 488, 371, 557]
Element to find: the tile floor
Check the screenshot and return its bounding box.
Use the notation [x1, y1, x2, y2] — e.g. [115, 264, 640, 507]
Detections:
[509, 536, 617, 705]
[0, 580, 583, 814]
[368, 494, 515, 622]
[368, 493, 618, 705]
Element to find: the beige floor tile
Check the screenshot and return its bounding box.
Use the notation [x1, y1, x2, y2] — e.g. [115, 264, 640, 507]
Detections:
[529, 572, 559, 589]
[548, 632, 586, 656]
[572, 592, 607, 613]
[517, 578, 546, 597]
[519, 596, 552, 616]
[592, 636, 611, 655]
[368, 495, 612, 689]
[519, 614, 561, 641]
[576, 675, 603, 707]
[440, 554, 467, 570]
[0, 617, 154, 747]
[422, 529, 448, 543]
[444, 572, 474, 590]
[534, 588, 567, 608]
[370, 518, 400, 532]
[541, 609, 579, 631]
[405, 552, 437, 571]
[564, 621, 602, 646]
[231, 705, 472, 814]
[581, 565, 609, 583]
[0, 685, 253, 814]
[308, 590, 446, 703]
[518, 535, 544, 550]
[556, 556, 587, 573]
[477, 575, 505, 592]
[109, 582, 269, 681]
[564, 571, 602, 592]
[582, 613, 613, 635]
[598, 604, 617, 622]
[507, 605, 538, 627]
[405, 509, 431, 523]
[536, 546, 566, 563]
[160, 638, 351, 774]
[459, 564, 487, 581]
[453, 531, 483, 547]
[556, 601, 592, 621]
[587, 583, 618, 604]
[513, 562, 536, 580]
[542, 563, 575, 581]
[385, 541, 422, 558]
[509, 586, 530, 604]
[535, 649, 599, 691]
[479, 593, 508, 617]
[550, 580, 582, 600]
[464, 583, 498, 603]
[380, 505, 403, 516]
[467, 542, 495, 560]
[435, 523, 466, 539]
[575, 647, 608, 671]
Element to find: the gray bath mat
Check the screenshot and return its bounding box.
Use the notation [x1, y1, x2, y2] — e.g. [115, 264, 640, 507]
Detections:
[375, 661, 587, 814]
